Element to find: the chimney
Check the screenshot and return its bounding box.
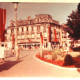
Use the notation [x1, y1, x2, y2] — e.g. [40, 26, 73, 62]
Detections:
[27, 16, 31, 20]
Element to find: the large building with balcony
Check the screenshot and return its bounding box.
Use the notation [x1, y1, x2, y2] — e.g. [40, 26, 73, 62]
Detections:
[5, 14, 61, 50]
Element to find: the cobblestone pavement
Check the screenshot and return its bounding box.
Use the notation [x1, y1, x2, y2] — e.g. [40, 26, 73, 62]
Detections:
[0, 50, 80, 78]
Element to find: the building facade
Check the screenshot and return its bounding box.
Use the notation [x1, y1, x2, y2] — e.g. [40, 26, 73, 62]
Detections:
[5, 14, 61, 50]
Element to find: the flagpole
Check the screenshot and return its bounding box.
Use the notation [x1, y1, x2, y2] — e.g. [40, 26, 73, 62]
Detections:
[13, 2, 19, 60]
[40, 32, 43, 57]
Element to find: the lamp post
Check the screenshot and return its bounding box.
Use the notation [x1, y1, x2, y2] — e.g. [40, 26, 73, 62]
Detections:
[13, 2, 19, 60]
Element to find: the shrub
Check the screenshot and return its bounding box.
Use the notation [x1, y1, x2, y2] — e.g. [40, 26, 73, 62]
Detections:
[53, 49, 61, 54]
[52, 52, 57, 60]
[42, 49, 48, 57]
[52, 49, 62, 60]
[48, 50, 53, 55]
[40, 49, 53, 57]
[75, 62, 80, 68]
[63, 54, 74, 66]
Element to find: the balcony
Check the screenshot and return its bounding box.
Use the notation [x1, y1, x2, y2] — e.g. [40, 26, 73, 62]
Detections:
[31, 31, 34, 34]
[37, 31, 40, 34]
[26, 32, 29, 35]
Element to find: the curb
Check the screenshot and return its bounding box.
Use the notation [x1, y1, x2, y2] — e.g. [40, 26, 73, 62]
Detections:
[34, 56, 78, 71]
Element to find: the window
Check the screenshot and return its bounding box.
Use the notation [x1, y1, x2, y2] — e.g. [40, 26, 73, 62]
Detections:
[22, 27, 24, 32]
[26, 27, 28, 31]
[37, 26, 40, 31]
[43, 26, 46, 32]
[26, 27, 29, 34]
[17, 28, 19, 34]
[31, 26, 34, 34]
[31, 26, 33, 31]
[11, 29, 14, 34]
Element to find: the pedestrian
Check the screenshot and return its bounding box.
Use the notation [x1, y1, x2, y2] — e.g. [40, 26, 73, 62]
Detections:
[12, 47, 15, 55]
[0, 44, 5, 63]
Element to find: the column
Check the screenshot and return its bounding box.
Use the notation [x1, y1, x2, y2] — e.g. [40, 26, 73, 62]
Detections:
[47, 25, 51, 50]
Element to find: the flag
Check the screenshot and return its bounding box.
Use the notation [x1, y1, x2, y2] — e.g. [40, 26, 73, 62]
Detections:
[12, 35, 15, 44]
[40, 32, 43, 45]
[54, 29, 57, 42]
[48, 26, 51, 42]
[0, 8, 6, 42]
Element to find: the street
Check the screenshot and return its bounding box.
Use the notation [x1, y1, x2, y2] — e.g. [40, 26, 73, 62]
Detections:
[0, 50, 80, 78]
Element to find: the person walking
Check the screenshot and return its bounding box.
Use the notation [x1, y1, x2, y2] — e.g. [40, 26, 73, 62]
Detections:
[0, 44, 5, 63]
[12, 47, 15, 55]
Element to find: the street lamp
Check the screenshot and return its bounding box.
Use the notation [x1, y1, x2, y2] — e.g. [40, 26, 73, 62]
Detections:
[13, 2, 19, 60]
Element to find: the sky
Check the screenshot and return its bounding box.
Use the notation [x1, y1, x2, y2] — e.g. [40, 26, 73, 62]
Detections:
[0, 2, 78, 28]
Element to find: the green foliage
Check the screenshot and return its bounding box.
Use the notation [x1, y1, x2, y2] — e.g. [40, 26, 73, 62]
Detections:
[78, 3, 80, 13]
[65, 3, 80, 40]
[63, 54, 74, 66]
[67, 11, 80, 40]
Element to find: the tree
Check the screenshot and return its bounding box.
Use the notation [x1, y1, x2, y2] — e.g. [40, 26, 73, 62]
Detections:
[78, 3, 80, 13]
[64, 3, 80, 40]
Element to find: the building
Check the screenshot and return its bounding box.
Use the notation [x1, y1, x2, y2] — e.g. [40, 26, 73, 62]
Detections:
[5, 14, 61, 50]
